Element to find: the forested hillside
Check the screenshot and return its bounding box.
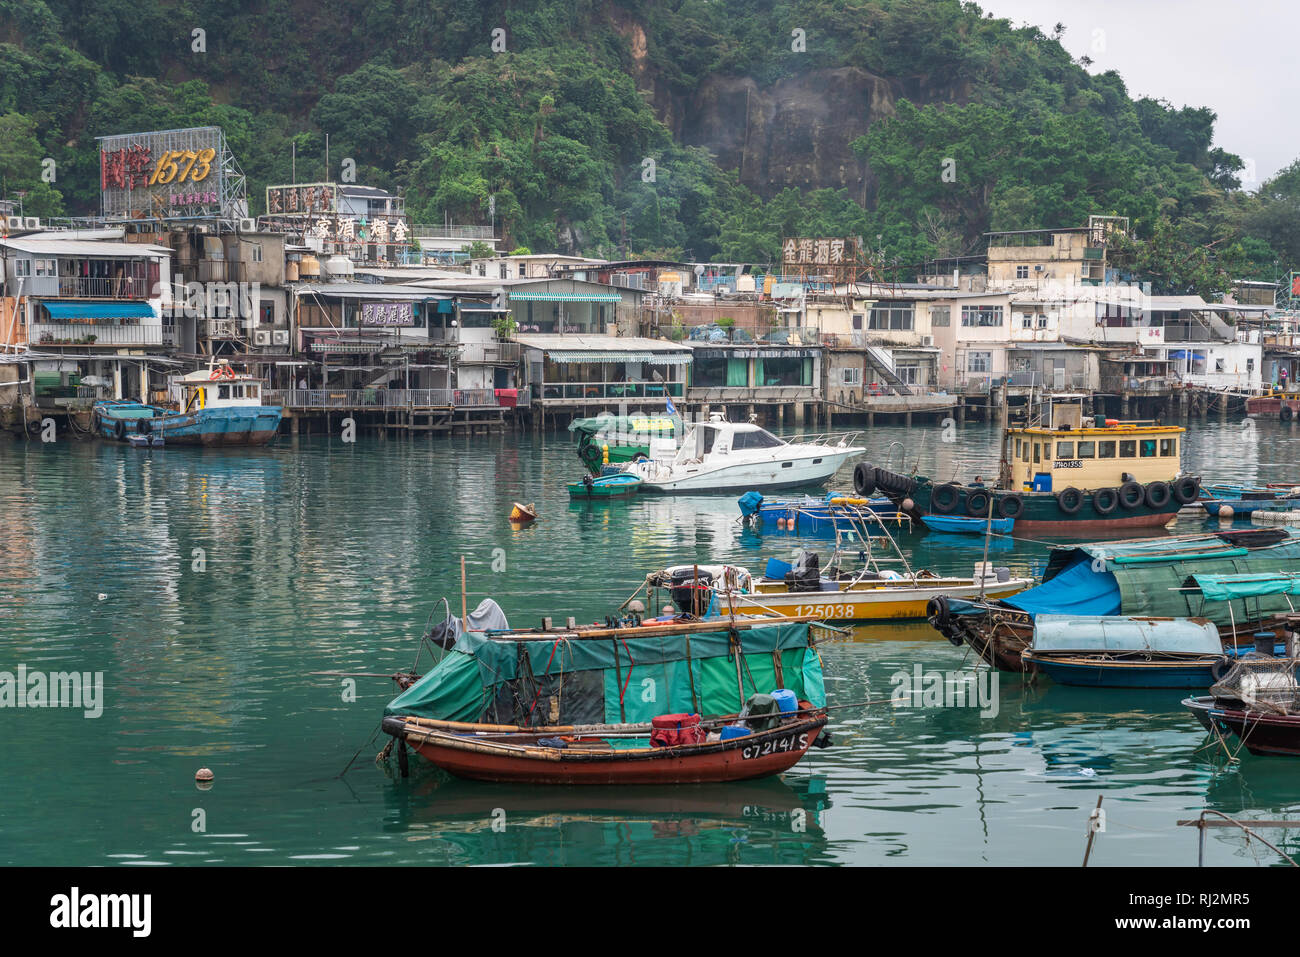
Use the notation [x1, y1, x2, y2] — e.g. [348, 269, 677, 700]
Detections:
[1, 0, 1296, 294]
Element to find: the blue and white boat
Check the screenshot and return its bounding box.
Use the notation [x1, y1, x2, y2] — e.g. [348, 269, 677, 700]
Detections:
[919, 514, 1015, 535]
[94, 363, 282, 447]
[737, 490, 910, 535]
[1201, 497, 1300, 518]
[1022, 615, 1228, 688]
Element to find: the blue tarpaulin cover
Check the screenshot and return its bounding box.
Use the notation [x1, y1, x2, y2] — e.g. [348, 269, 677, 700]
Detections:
[1003, 556, 1122, 616]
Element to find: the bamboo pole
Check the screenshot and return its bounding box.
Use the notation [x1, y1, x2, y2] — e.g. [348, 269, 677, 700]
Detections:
[460, 555, 468, 622]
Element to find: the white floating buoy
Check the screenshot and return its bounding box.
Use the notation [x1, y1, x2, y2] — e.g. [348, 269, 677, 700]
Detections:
[97, 593, 108, 601]
[1218, 504, 1235, 520]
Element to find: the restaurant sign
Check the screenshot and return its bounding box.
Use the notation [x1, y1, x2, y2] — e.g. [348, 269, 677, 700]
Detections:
[359, 301, 416, 327]
[781, 236, 862, 267]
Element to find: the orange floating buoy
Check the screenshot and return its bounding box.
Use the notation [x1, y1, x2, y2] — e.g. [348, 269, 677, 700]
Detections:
[509, 502, 537, 523]
[195, 768, 214, 782]
[776, 518, 786, 530]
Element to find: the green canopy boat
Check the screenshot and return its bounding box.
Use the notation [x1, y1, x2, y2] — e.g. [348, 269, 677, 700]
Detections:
[570, 412, 677, 475]
[385, 614, 826, 728]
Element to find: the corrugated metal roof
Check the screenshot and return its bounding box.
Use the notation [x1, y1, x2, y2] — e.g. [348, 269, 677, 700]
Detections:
[514, 334, 690, 354]
[0, 239, 172, 256]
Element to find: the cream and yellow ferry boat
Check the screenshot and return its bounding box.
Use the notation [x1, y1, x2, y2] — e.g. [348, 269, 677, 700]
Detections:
[860, 396, 1201, 532]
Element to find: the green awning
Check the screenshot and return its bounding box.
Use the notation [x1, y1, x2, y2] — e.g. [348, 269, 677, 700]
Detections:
[508, 292, 623, 302]
[1191, 573, 1300, 602]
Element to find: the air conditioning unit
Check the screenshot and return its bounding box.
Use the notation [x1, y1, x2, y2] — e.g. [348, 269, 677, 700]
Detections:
[23, 217, 40, 229]
[5, 216, 23, 230]
[271, 330, 289, 346]
[239, 218, 256, 232]
[921, 336, 934, 347]
[252, 330, 272, 347]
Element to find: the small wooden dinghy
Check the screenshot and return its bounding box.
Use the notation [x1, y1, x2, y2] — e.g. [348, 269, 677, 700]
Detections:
[566, 473, 642, 498]
[509, 502, 537, 523]
[381, 709, 828, 784]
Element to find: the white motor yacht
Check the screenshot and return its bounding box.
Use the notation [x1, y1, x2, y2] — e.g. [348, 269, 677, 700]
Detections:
[623, 415, 864, 492]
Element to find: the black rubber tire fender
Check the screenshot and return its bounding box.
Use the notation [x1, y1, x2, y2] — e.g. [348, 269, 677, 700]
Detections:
[1209, 656, 1232, 683]
[114, 419, 126, 441]
[1093, 487, 1119, 515]
[966, 489, 991, 518]
[1282, 405, 1294, 422]
[1118, 480, 1144, 509]
[1171, 475, 1200, 505]
[998, 493, 1024, 520]
[1144, 481, 1171, 509]
[1057, 487, 1083, 515]
[853, 462, 876, 497]
[931, 482, 960, 514]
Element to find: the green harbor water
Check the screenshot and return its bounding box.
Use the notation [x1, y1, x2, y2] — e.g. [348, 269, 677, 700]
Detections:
[2, 417, 1299, 867]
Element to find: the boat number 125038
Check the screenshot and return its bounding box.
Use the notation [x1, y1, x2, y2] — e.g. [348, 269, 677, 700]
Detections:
[794, 604, 853, 619]
[741, 733, 808, 760]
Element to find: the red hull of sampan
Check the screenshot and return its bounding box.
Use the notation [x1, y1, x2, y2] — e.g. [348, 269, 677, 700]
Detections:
[401, 715, 828, 785]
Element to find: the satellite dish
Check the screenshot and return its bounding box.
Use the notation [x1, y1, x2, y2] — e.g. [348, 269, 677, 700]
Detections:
[693, 264, 704, 276]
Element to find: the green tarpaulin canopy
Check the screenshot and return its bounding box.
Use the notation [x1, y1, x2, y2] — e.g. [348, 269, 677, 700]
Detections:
[385, 621, 826, 726]
[1191, 573, 1300, 603]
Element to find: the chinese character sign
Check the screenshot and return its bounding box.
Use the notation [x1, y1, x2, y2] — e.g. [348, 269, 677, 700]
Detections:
[359, 302, 415, 327]
[782, 236, 860, 267]
[98, 127, 232, 219]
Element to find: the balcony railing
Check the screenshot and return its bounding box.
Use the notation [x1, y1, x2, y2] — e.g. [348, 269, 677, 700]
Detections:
[264, 388, 507, 410]
[535, 382, 685, 401]
[30, 322, 164, 347]
[459, 340, 520, 364]
[57, 276, 152, 299]
[686, 385, 819, 402]
[411, 224, 497, 241]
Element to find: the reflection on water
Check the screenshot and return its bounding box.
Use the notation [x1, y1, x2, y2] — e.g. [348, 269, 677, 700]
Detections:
[2, 418, 1300, 865]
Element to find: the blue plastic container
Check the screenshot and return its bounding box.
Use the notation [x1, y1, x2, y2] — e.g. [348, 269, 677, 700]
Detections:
[764, 558, 793, 580]
[771, 689, 798, 713]
[720, 725, 751, 740]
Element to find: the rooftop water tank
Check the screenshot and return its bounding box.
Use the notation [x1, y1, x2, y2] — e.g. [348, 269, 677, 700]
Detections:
[324, 255, 354, 281]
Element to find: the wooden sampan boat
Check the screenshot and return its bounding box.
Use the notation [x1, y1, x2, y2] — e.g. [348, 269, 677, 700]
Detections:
[1184, 697, 1300, 756]
[382, 709, 828, 785]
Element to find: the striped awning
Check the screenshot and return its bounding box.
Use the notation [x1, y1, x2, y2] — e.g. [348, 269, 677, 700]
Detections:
[508, 292, 623, 303]
[547, 350, 691, 365]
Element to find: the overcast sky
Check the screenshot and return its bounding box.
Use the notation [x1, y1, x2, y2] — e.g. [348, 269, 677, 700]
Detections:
[979, 0, 1296, 188]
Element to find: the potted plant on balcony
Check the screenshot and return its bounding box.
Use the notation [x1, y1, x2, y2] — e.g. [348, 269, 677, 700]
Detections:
[492, 313, 518, 339]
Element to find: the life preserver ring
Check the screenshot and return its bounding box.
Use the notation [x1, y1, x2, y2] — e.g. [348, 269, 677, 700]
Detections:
[1118, 481, 1144, 510]
[1171, 475, 1200, 505]
[208, 367, 222, 380]
[1057, 487, 1083, 514]
[931, 482, 960, 514]
[1144, 481, 1171, 509]
[853, 463, 876, 497]
[966, 489, 991, 518]
[998, 493, 1024, 520]
[114, 419, 126, 440]
[1093, 487, 1119, 515]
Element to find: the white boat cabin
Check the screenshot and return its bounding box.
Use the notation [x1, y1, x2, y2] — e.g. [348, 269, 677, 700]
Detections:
[662, 418, 786, 464]
[176, 365, 267, 412]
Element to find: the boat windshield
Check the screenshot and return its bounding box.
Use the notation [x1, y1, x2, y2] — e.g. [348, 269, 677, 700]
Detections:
[731, 428, 783, 450]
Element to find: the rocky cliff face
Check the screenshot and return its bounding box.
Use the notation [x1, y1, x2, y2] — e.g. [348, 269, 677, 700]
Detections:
[607, 8, 968, 201]
[674, 69, 971, 201]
